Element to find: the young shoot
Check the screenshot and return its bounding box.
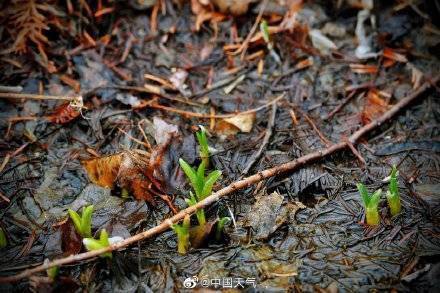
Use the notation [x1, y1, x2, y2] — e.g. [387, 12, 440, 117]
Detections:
[357, 183, 382, 226]
[260, 19, 281, 64]
[185, 191, 206, 225]
[386, 165, 401, 216]
[215, 217, 231, 241]
[0, 227, 7, 249]
[171, 214, 191, 255]
[44, 259, 59, 281]
[179, 159, 221, 202]
[68, 205, 94, 238]
[82, 229, 112, 258]
[196, 127, 210, 167]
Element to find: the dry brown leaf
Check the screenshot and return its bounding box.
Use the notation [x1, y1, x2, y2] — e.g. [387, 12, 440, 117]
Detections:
[361, 89, 389, 125]
[82, 153, 123, 188]
[215, 112, 256, 136]
[211, 0, 253, 15]
[45, 103, 81, 124]
[223, 112, 255, 132]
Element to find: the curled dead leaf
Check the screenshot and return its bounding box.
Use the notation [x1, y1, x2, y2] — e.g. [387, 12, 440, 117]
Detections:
[215, 112, 256, 136]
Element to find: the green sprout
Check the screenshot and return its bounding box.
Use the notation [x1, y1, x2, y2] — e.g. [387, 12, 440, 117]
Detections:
[0, 227, 7, 249]
[260, 20, 271, 48]
[82, 229, 112, 258]
[260, 19, 281, 64]
[68, 205, 94, 238]
[215, 217, 231, 241]
[44, 259, 59, 281]
[185, 191, 206, 225]
[196, 128, 210, 167]
[179, 159, 221, 202]
[357, 184, 382, 226]
[386, 165, 401, 216]
[171, 214, 191, 255]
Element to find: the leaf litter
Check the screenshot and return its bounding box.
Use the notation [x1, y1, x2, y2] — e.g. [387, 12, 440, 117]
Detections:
[0, 0, 439, 291]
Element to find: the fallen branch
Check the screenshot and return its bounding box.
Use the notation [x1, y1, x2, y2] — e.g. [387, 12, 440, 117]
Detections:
[0, 76, 438, 283]
[0, 92, 78, 102]
[242, 103, 277, 175]
[148, 93, 285, 119]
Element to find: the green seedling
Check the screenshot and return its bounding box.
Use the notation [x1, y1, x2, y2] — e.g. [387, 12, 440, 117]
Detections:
[260, 20, 271, 49]
[0, 227, 7, 249]
[172, 214, 191, 255]
[179, 159, 221, 202]
[357, 184, 382, 226]
[196, 128, 210, 167]
[68, 205, 94, 238]
[260, 19, 281, 64]
[215, 217, 231, 241]
[44, 259, 59, 281]
[82, 229, 112, 258]
[386, 165, 401, 216]
[185, 191, 206, 225]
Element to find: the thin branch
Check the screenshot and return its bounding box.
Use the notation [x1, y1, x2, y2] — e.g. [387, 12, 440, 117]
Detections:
[0, 92, 80, 101]
[242, 103, 277, 175]
[0, 76, 438, 283]
[148, 93, 285, 119]
[236, 0, 269, 60]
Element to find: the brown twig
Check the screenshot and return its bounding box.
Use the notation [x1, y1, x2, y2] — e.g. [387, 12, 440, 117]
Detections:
[324, 91, 363, 121]
[242, 103, 277, 175]
[235, 0, 269, 60]
[0, 92, 79, 101]
[0, 76, 438, 283]
[297, 109, 332, 147]
[346, 139, 366, 166]
[149, 93, 285, 119]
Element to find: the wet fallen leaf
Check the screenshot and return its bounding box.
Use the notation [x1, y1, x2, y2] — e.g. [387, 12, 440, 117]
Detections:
[61, 219, 82, 255]
[221, 112, 255, 133]
[82, 153, 123, 189]
[361, 89, 389, 124]
[45, 103, 81, 124]
[189, 221, 215, 248]
[211, 0, 254, 15]
[350, 63, 379, 74]
[239, 191, 305, 240]
[383, 47, 408, 63]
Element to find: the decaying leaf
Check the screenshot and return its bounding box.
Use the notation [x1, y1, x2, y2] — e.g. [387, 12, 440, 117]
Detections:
[216, 112, 256, 136]
[82, 151, 163, 205]
[211, 0, 254, 15]
[45, 103, 81, 124]
[61, 219, 82, 256]
[361, 89, 389, 124]
[189, 221, 215, 248]
[239, 191, 305, 240]
[82, 153, 123, 189]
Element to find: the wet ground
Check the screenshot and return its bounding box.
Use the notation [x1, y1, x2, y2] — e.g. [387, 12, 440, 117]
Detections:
[0, 0, 439, 292]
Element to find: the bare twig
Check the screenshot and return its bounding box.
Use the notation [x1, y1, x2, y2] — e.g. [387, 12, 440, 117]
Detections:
[0, 76, 438, 283]
[242, 103, 277, 175]
[324, 91, 363, 121]
[0, 92, 79, 101]
[149, 93, 285, 119]
[346, 139, 366, 166]
[235, 0, 269, 60]
[295, 108, 332, 147]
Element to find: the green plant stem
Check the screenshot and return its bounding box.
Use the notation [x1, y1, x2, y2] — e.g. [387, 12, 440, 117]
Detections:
[196, 209, 206, 226]
[365, 207, 380, 226]
[387, 191, 401, 217]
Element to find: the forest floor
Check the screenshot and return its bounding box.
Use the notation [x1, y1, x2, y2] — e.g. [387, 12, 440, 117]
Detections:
[0, 0, 439, 292]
